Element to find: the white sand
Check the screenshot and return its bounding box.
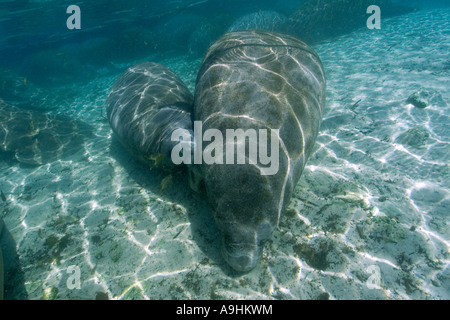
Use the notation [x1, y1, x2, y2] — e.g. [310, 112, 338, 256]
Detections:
[0, 8, 448, 299]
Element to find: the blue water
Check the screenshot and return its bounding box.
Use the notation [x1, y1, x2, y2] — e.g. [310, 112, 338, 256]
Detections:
[0, 0, 449, 300]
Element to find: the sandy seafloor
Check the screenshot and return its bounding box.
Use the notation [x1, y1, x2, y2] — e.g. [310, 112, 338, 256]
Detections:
[1, 8, 449, 300]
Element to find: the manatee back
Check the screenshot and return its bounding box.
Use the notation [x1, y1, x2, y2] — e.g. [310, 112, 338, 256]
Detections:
[194, 30, 326, 216]
[107, 62, 194, 167]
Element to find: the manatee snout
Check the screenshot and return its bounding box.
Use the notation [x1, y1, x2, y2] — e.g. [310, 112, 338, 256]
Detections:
[218, 220, 273, 272]
[221, 240, 261, 273]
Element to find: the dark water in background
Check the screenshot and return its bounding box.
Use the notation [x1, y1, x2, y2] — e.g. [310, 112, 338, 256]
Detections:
[1, 0, 298, 69]
[0, 0, 448, 86]
[0, 0, 449, 300]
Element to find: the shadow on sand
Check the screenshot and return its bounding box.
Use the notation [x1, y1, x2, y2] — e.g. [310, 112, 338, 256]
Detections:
[109, 137, 246, 278]
[0, 217, 28, 300]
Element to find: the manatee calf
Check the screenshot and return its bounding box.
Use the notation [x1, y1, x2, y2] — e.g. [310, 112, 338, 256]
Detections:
[191, 30, 326, 272]
[107, 62, 194, 168]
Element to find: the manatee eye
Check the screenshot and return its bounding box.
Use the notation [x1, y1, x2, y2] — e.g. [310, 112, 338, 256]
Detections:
[222, 234, 233, 247]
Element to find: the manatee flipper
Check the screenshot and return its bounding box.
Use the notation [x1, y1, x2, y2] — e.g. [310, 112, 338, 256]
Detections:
[188, 165, 204, 193]
[192, 30, 326, 272]
[147, 153, 166, 169]
[159, 174, 173, 194]
[106, 62, 194, 170]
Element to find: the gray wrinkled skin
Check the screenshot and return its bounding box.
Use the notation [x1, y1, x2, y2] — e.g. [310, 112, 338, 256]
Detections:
[192, 30, 326, 272]
[107, 62, 194, 168]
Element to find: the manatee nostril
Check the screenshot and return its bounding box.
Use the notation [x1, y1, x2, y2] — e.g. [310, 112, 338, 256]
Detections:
[221, 243, 257, 272]
[227, 254, 254, 272]
[236, 255, 251, 269]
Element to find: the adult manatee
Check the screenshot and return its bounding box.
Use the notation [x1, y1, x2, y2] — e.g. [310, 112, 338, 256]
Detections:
[191, 30, 326, 272]
[107, 62, 194, 169]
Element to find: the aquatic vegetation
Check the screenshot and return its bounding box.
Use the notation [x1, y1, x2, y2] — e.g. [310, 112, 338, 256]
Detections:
[293, 237, 348, 272]
[365, 216, 408, 243]
[41, 286, 58, 300]
[109, 240, 124, 263]
[406, 88, 447, 109]
[395, 127, 430, 149]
